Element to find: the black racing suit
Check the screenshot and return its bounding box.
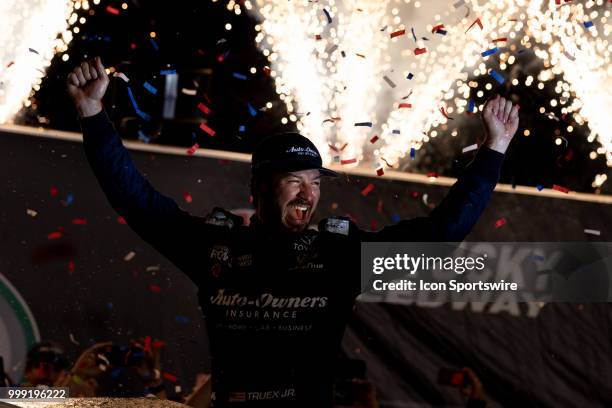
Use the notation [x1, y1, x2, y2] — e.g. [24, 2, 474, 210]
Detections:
[81, 111, 504, 407]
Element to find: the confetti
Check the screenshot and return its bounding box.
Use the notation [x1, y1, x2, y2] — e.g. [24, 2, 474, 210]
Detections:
[322, 117, 342, 124]
[398, 103, 412, 109]
[489, 69, 505, 84]
[247, 102, 258, 117]
[494, 218, 507, 229]
[72, 218, 88, 225]
[105, 5, 120, 15]
[47, 231, 62, 240]
[462, 143, 478, 153]
[50, 185, 58, 196]
[68, 260, 75, 274]
[390, 29, 406, 39]
[411, 27, 417, 41]
[427, 172, 438, 179]
[197, 102, 212, 115]
[410, 148, 416, 159]
[149, 284, 161, 293]
[143, 82, 157, 95]
[127, 86, 151, 121]
[435, 30, 447, 35]
[414, 47, 427, 55]
[124, 251, 136, 261]
[153, 340, 166, 348]
[383, 75, 396, 88]
[431, 24, 445, 33]
[468, 99, 475, 113]
[392, 129, 400, 134]
[28, 48, 40, 55]
[183, 192, 193, 203]
[406, 72, 414, 80]
[361, 183, 375, 196]
[187, 143, 199, 155]
[391, 214, 401, 223]
[323, 8, 332, 24]
[354, 122, 372, 127]
[160, 69, 177, 75]
[536, 185, 544, 191]
[163, 372, 178, 382]
[137, 130, 151, 143]
[583, 229, 601, 236]
[175, 315, 190, 324]
[239, 125, 246, 132]
[440, 107, 454, 120]
[422, 193, 429, 206]
[117, 216, 127, 224]
[583, 21, 593, 28]
[465, 17, 483, 34]
[233, 72, 247, 80]
[143, 336, 152, 352]
[341, 158, 357, 165]
[552, 184, 570, 193]
[563, 51, 576, 61]
[26, 209, 38, 217]
[62, 194, 74, 206]
[69, 333, 80, 345]
[492, 37, 508, 43]
[481, 47, 498, 57]
[199, 123, 216, 137]
[370, 135, 379, 143]
[150, 38, 159, 51]
[181, 88, 197, 96]
[113, 72, 129, 82]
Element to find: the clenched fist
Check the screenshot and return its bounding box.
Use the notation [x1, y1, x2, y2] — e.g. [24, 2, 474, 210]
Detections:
[66, 56, 109, 117]
[482, 94, 519, 154]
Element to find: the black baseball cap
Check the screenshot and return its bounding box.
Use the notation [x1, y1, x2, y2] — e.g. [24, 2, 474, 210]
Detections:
[251, 132, 339, 177]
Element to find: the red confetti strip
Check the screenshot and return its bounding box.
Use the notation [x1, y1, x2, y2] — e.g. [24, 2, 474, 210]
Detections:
[117, 216, 127, 224]
[341, 158, 357, 165]
[153, 340, 166, 348]
[414, 47, 427, 55]
[163, 372, 178, 382]
[465, 17, 483, 33]
[263, 66, 271, 75]
[183, 192, 193, 203]
[315, 34, 322, 40]
[376, 168, 384, 176]
[492, 37, 508, 43]
[143, 336, 152, 352]
[106, 5, 120, 15]
[199, 123, 216, 136]
[6, 61, 14, 68]
[322, 117, 342, 124]
[399, 103, 412, 109]
[390, 29, 406, 38]
[50, 185, 58, 196]
[370, 220, 377, 231]
[370, 135, 379, 144]
[427, 172, 438, 178]
[494, 218, 507, 229]
[328, 143, 339, 152]
[361, 183, 375, 196]
[187, 143, 199, 155]
[72, 218, 88, 225]
[440, 107, 454, 120]
[197, 102, 211, 115]
[68, 260, 75, 274]
[355, 53, 366, 58]
[47, 231, 62, 240]
[553, 184, 570, 193]
[381, 157, 396, 168]
[130, 43, 137, 50]
[376, 199, 383, 213]
[148, 284, 161, 293]
[431, 24, 445, 33]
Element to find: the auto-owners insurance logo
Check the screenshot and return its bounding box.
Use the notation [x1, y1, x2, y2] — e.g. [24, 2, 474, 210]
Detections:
[0, 272, 40, 382]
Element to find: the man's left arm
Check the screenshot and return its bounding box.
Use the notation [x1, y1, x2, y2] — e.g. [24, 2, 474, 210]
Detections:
[373, 94, 519, 242]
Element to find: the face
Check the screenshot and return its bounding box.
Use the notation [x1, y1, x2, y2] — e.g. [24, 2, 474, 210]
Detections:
[258, 169, 321, 233]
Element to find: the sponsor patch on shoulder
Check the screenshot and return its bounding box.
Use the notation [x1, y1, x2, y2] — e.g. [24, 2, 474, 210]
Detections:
[322, 218, 349, 236]
[205, 209, 235, 228]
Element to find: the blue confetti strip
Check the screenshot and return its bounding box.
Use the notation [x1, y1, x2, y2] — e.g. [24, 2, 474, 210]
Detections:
[127, 86, 151, 121]
[149, 38, 159, 51]
[143, 81, 157, 95]
[410, 148, 416, 159]
[111, 368, 123, 379]
[435, 30, 447, 35]
[583, 21, 593, 28]
[233, 72, 247, 80]
[391, 214, 401, 223]
[323, 8, 332, 24]
[481, 47, 498, 57]
[536, 184, 544, 191]
[411, 27, 417, 41]
[392, 129, 400, 134]
[175, 315, 190, 324]
[239, 125, 246, 132]
[247, 102, 257, 117]
[64, 194, 74, 206]
[107, 302, 113, 310]
[160, 69, 176, 75]
[407, 72, 414, 80]
[468, 99, 475, 113]
[138, 130, 151, 143]
[354, 122, 373, 127]
[489, 69, 505, 84]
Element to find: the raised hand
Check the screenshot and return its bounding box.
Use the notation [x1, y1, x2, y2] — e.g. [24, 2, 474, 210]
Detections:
[482, 94, 519, 154]
[66, 56, 109, 117]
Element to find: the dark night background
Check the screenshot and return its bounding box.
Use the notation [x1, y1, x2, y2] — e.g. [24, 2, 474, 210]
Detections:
[16, 0, 611, 195]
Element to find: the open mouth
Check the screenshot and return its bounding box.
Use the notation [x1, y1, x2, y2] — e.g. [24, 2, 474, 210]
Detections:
[288, 203, 310, 222]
